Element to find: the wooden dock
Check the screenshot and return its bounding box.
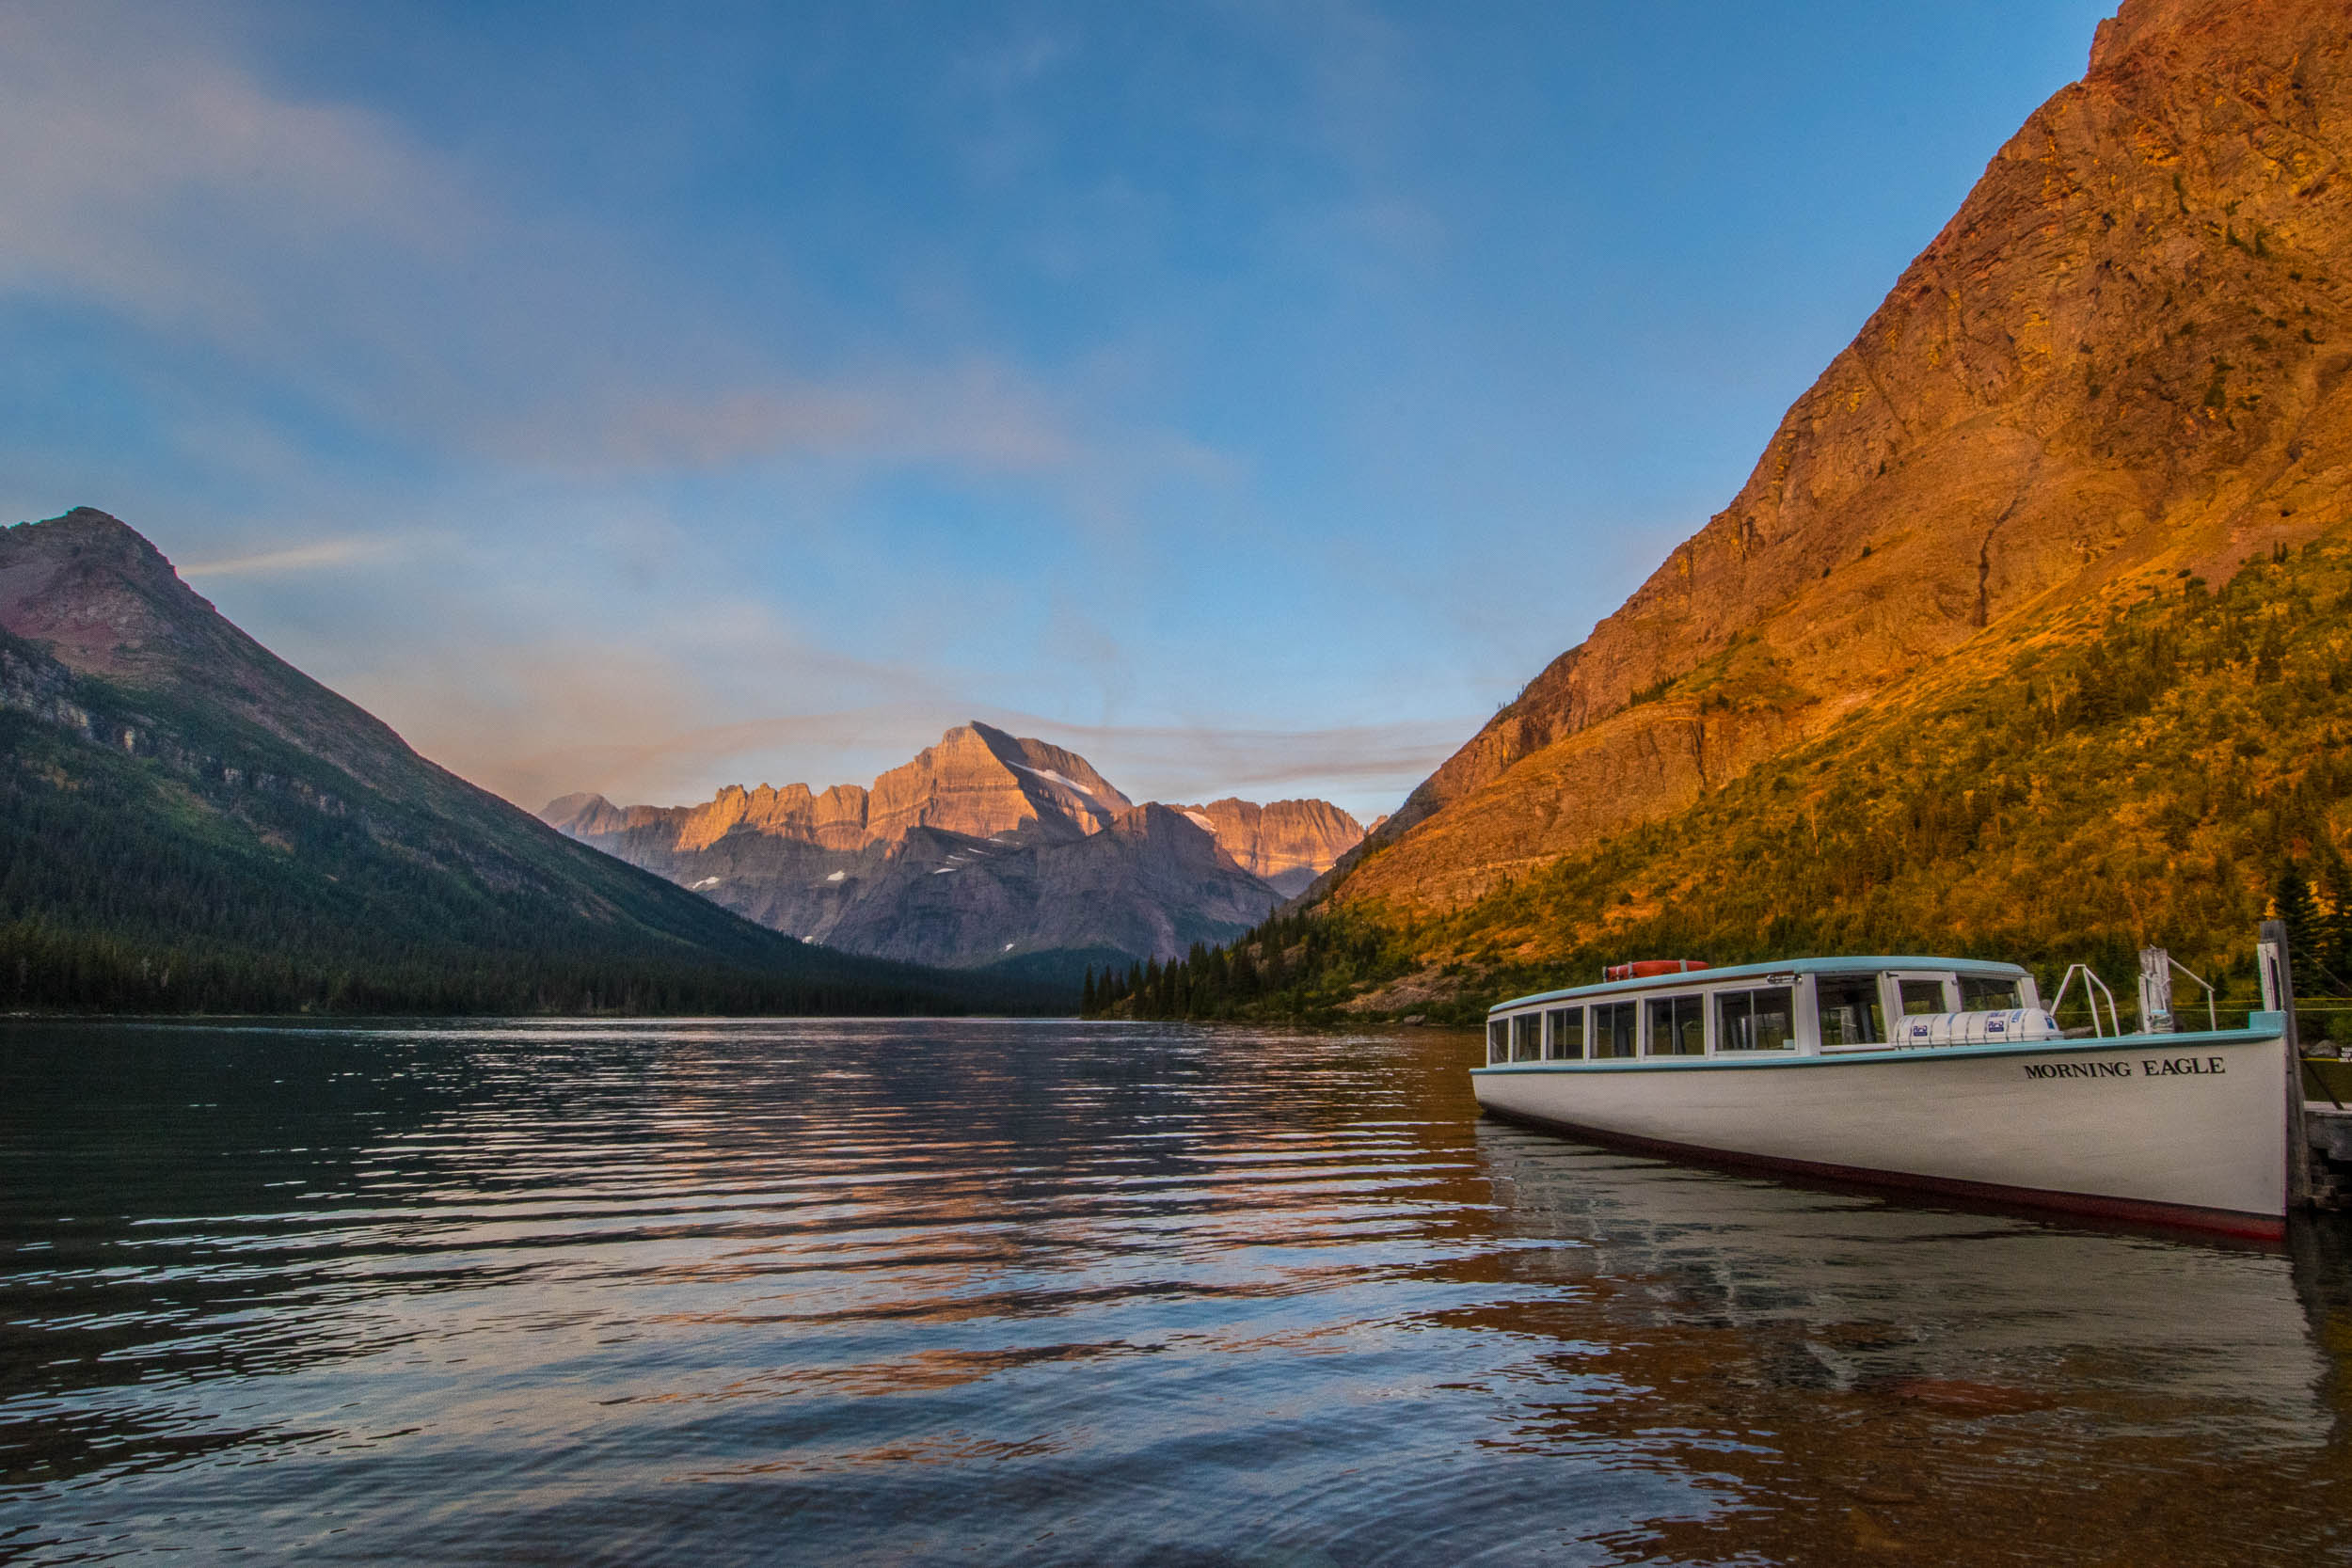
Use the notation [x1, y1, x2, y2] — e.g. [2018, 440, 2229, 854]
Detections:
[2303, 1103, 2352, 1209]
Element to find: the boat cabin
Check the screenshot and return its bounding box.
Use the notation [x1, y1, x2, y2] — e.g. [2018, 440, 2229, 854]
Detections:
[1482, 957, 2043, 1067]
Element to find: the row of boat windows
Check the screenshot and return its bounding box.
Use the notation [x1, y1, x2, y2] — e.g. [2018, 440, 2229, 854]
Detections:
[1485, 973, 2026, 1064]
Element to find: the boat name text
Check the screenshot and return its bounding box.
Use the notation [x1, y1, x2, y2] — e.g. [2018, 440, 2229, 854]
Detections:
[2020, 1056, 2227, 1082]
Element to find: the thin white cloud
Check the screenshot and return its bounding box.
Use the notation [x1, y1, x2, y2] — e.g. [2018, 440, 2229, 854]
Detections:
[180, 536, 400, 578]
[0, 1, 1223, 499]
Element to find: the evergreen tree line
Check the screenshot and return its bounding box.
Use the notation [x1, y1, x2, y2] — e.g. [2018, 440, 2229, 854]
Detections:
[1082, 907, 1400, 1022]
[0, 913, 972, 1017]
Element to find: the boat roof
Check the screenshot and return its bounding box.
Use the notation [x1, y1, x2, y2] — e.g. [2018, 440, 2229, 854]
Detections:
[1489, 955, 2032, 1014]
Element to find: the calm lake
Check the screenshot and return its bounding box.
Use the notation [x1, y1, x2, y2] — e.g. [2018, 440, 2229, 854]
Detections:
[3, 1019, 2349, 1565]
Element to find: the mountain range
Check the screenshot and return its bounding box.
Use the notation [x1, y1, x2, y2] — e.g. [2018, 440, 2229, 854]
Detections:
[1120, 0, 2352, 1021]
[0, 509, 1049, 1015]
[543, 729, 1364, 979]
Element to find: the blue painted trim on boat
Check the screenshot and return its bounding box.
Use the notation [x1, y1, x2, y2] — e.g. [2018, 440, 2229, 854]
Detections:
[1470, 1019, 2284, 1075]
[1488, 954, 2034, 1012]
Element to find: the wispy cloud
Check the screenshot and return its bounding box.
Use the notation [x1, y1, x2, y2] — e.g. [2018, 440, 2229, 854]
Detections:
[180, 536, 401, 578]
[990, 714, 1463, 807]
[0, 1, 1226, 502]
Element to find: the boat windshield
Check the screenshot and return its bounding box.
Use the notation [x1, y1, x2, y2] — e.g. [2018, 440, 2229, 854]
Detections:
[1898, 978, 1950, 1016]
[1817, 974, 1885, 1047]
[1962, 974, 2023, 1010]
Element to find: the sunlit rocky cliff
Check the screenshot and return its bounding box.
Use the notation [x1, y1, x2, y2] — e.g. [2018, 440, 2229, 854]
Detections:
[546, 725, 1364, 976]
[1162, 0, 2352, 1018]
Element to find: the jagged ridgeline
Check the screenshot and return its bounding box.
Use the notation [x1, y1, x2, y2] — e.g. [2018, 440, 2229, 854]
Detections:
[0, 511, 1052, 1015]
[544, 727, 1366, 981]
[1105, 0, 2352, 1024]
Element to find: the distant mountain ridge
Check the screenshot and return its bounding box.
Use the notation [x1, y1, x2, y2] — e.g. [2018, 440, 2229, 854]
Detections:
[0, 508, 1039, 1015]
[546, 728, 1364, 975]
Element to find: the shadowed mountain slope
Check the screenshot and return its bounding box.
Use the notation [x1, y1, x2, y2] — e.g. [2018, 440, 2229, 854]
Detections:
[0, 509, 1043, 1014]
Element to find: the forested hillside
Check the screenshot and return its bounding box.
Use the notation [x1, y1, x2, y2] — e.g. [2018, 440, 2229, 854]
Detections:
[0, 515, 1049, 1016]
[1102, 542, 2352, 1029]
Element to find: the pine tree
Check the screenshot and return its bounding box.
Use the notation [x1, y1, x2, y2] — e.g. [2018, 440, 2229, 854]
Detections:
[2273, 859, 2329, 997]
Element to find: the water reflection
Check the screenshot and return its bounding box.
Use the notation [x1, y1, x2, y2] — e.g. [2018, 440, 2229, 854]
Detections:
[0, 1018, 2347, 1565]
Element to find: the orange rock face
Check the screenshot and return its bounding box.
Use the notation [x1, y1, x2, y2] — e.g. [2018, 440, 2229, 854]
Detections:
[1175, 799, 1366, 896]
[543, 726, 1361, 966]
[557, 722, 1136, 859]
[866, 724, 1130, 845]
[1330, 0, 2352, 915]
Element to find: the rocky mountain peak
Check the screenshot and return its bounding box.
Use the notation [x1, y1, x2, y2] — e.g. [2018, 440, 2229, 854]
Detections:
[0, 507, 224, 678]
[545, 728, 1366, 970]
[0, 507, 435, 798]
[867, 722, 1133, 845]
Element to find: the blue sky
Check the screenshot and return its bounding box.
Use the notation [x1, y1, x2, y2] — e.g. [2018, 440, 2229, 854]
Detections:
[0, 0, 2114, 819]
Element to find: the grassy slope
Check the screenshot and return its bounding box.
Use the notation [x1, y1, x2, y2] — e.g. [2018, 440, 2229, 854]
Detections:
[1128, 541, 2352, 1026]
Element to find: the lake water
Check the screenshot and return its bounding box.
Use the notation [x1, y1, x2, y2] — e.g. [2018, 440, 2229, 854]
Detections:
[3, 1019, 2349, 1565]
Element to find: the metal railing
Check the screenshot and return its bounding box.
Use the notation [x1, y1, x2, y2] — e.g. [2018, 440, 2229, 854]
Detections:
[2050, 963, 2123, 1037]
[2137, 946, 2218, 1034]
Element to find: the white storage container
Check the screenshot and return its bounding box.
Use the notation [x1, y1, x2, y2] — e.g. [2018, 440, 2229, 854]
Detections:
[1899, 1008, 2064, 1047]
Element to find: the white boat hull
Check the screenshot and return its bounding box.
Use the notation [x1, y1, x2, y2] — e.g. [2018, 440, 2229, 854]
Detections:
[1471, 1029, 2290, 1236]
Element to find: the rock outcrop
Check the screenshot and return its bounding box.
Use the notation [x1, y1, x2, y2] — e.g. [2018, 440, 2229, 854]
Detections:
[1173, 798, 1366, 897]
[1324, 0, 2352, 916]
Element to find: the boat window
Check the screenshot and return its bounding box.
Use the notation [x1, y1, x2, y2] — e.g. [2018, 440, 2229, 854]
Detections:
[1718, 987, 1797, 1051]
[1961, 974, 2022, 1011]
[1899, 978, 1951, 1016]
[1487, 1019, 1509, 1065]
[1593, 1001, 1638, 1059]
[1512, 1012, 1543, 1062]
[1645, 993, 1706, 1055]
[1546, 1006, 1583, 1060]
[1817, 974, 1884, 1047]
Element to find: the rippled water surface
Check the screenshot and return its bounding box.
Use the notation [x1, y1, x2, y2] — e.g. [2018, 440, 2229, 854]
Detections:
[5, 1018, 2352, 1565]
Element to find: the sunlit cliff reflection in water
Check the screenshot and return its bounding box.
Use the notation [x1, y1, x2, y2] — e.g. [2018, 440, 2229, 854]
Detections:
[4, 1019, 2350, 1564]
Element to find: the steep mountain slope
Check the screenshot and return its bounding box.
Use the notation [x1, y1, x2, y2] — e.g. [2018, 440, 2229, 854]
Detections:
[1118, 0, 2352, 1022]
[1134, 542, 2352, 1022]
[1171, 798, 1365, 896]
[1319, 0, 2352, 921]
[0, 509, 1041, 1014]
[547, 726, 1364, 974]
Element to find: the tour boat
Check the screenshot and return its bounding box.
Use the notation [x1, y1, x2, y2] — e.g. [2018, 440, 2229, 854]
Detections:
[1474, 954, 2294, 1238]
